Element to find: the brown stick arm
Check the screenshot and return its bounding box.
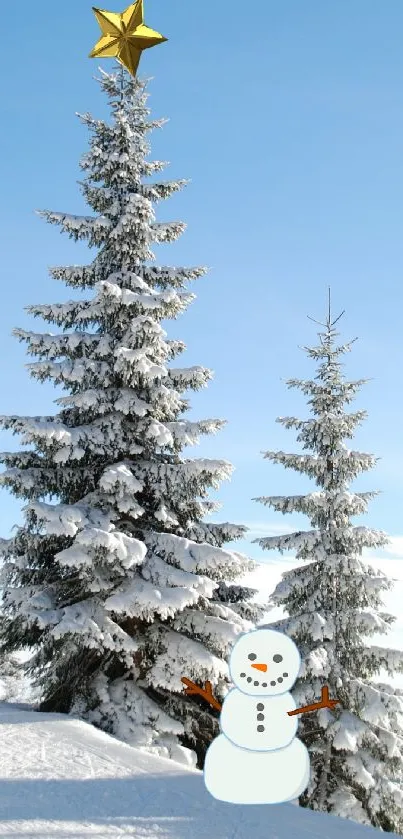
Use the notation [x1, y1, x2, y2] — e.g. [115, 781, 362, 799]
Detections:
[287, 685, 340, 716]
[181, 677, 222, 712]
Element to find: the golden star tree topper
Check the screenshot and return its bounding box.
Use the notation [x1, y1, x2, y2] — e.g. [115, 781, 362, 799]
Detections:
[89, 0, 167, 78]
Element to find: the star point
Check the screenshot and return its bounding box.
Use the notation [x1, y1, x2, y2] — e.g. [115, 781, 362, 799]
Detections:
[89, 0, 167, 77]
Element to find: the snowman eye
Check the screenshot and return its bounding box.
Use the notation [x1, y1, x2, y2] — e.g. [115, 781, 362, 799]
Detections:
[248, 653, 257, 661]
[273, 654, 283, 663]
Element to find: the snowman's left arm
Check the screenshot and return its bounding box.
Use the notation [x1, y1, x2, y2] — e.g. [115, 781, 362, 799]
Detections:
[181, 677, 222, 712]
[287, 685, 340, 717]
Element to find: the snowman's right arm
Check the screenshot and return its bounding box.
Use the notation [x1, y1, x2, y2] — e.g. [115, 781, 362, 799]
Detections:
[181, 677, 222, 712]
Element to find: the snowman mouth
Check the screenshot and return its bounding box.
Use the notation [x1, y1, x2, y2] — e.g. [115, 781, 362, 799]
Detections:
[239, 672, 289, 688]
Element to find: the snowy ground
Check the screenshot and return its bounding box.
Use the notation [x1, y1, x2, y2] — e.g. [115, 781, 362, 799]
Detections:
[0, 701, 398, 839]
[0, 556, 402, 836]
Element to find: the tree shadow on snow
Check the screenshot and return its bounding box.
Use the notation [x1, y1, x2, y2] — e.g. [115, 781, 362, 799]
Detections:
[0, 775, 387, 839]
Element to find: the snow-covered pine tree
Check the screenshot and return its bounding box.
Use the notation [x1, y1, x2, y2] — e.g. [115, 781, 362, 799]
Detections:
[253, 300, 403, 832]
[0, 67, 263, 768]
[0, 648, 39, 705]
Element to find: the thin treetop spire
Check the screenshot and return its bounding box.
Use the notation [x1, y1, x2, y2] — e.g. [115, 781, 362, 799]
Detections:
[307, 287, 345, 331]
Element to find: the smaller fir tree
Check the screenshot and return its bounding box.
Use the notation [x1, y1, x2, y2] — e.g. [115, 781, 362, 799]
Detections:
[253, 299, 403, 832]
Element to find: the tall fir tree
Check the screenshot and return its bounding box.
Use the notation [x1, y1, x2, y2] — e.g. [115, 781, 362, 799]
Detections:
[0, 67, 263, 768]
[253, 301, 403, 832]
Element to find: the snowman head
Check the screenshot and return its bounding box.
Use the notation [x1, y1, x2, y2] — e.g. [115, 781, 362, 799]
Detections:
[229, 628, 301, 696]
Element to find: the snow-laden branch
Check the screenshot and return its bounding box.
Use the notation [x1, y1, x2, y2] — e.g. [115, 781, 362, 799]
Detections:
[254, 525, 387, 555]
[253, 489, 376, 517]
[262, 448, 377, 482]
[36, 210, 110, 245]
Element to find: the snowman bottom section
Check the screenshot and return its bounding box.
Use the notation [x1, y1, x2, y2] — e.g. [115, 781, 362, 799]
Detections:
[204, 734, 310, 805]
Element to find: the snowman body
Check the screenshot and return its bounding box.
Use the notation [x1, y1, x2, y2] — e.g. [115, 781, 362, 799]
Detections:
[220, 688, 298, 751]
[203, 628, 311, 805]
[204, 734, 310, 805]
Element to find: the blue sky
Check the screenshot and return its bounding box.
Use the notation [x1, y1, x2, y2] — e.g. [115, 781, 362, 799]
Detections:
[2, 1, 403, 564]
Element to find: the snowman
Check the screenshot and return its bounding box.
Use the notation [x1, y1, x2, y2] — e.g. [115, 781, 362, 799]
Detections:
[182, 628, 339, 805]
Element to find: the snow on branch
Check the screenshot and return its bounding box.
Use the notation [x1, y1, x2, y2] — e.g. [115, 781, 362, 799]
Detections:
[302, 339, 358, 359]
[48, 265, 97, 287]
[262, 449, 377, 481]
[168, 366, 213, 391]
[104, 576, 200, 621]
[165, 418, 225, 446]
[0, 537, 12, 557]
[37, 210, 110, 245]
[27, 500, 113, 537]
[266, 610, 335, 643]
[50, 603, 139, 662]
[141, 159, 169, 177]
[56, 388, 150, 418]
[359, 646, 403, 678]
[131, 457, 234, 494]
[141, 179, 189, 202]
[115, 345, 167, 375]
[0, 450, 45, 470]
[26, 299, 103, 328]
[56, 527, 146, 572]
[150, 221, 187, 243]
[286, 377, 368, 398]
[277, 410, 368, 436]
[142, 265, 208, 289]
[186, 521, 247, 547]
[172, 608, 252, 658]
[147, 628, 229, 694]
[253, 490, 375, 517]
[13, 328, 112, 360]
[255, 525, 387, 555]
[26, 355, 107, 389]
[99, 463, 145, 519]
[147, 531, 253, 579]
[141, 552, 216, 598]
[0, 464, 97, 498]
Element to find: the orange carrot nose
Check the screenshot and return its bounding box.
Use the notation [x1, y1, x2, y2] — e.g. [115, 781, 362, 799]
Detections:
[251, 663, 268, 672]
